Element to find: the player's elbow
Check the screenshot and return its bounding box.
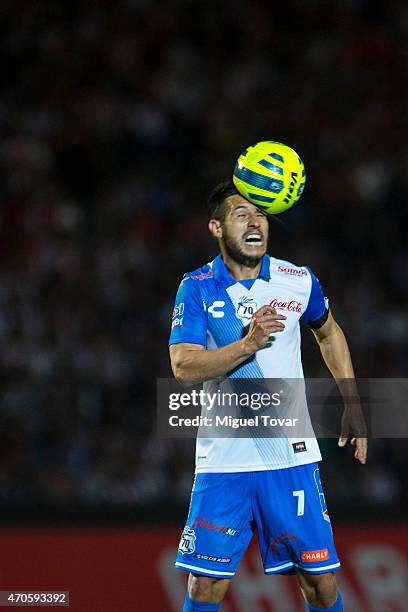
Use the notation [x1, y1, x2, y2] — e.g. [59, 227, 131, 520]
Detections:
[172, 363, 188, 385]
[171, 357, 195, 386]
[174, 370, 198, 387]
[170, 345, 205, 385]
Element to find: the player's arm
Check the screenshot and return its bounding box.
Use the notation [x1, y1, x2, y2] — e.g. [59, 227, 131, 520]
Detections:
[301, 268, 367, 464]
[312, 310, 355, 378]
[312, 310, 367, 464]
[170, 305, 286, 385]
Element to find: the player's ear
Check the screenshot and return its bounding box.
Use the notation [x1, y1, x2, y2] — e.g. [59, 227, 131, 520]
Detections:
[208, 219, 222, 239]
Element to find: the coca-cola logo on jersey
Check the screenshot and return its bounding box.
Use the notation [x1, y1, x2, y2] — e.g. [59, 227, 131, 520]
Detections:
[269, 299, 303, 313]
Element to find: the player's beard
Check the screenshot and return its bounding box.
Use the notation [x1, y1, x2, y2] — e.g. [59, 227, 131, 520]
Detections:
[222, 229, 266, 268]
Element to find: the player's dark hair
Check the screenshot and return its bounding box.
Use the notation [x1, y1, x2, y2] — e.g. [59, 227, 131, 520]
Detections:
[207, 180, 240, 222]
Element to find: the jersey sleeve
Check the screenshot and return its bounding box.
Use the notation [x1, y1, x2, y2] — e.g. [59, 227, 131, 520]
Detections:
[300, 268, 329, 329]
[169, 277, 207, 346]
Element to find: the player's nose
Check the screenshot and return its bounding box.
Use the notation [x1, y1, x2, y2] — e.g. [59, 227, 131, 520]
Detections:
[248, 212, 261, 228]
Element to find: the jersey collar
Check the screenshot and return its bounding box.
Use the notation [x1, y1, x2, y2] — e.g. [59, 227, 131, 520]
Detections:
[212, 254, 271, 287]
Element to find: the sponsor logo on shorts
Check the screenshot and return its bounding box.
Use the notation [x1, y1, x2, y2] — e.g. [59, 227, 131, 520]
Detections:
[178, 527, 196, 555]
[292, 441, 307, 453]
[270, 532, 297, 553]
[301, 549, 329, 562]
[192, 516, 236, 536]
[195, 554, 231, 564]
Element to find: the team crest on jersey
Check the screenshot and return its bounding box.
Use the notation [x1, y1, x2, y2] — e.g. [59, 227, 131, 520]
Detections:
[178, 526, 197, 555]
[236, 296, 257, 321]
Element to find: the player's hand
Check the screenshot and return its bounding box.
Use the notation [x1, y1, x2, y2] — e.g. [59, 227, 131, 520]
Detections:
[338, 403, 368, 464]
[244, 305, 286, 351]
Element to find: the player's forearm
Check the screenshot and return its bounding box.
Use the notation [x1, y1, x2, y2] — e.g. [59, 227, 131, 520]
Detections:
[315, 319, 367, 443]
[316, 322, 361, 407]
[317, 321, 355, 379]
[172, 339, 256, 385]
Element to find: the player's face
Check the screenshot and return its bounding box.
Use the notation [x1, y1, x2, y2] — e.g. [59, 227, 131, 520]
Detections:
[221, 196, 269, 267]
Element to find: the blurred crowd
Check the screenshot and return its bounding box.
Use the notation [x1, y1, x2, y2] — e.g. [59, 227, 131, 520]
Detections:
[0, 0, 407, 518]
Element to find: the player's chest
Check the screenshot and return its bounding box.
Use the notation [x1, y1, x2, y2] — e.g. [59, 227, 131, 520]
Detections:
[206, 281, 308, 344]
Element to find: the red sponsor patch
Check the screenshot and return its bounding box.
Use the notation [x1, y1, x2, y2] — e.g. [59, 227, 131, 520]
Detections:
[277, 265, 307, 277]
[301, 549, 329, 562]
[269, 298, 303, 313]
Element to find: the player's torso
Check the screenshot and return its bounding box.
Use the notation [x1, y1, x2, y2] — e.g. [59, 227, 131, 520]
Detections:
[172, 255, 322, 472]
[203, 258, 312, 379]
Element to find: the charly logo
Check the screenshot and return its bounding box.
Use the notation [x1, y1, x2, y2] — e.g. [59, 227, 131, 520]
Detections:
[301, 549, 329, 562]
[208, 301, 225, 318]
[178, 526, 197, 555]
[236, 296, 257, 321]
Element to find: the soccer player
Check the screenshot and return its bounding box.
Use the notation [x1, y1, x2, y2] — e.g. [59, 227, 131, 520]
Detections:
[169, 181, 367, 612]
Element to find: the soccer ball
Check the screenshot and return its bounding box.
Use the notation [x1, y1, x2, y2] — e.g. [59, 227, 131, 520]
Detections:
[233, 141, 306, 214]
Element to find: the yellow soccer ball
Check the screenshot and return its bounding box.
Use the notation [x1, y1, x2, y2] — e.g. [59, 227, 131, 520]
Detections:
[233, 141, 306, 214]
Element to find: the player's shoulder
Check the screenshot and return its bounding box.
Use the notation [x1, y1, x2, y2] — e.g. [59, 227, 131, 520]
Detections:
[180, 261, 215, 284]
[175, 262, 215, 299]
[269, 256, 311, 280]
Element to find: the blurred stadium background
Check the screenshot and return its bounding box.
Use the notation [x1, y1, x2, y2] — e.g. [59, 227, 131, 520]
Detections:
[0, 0, 407, 610]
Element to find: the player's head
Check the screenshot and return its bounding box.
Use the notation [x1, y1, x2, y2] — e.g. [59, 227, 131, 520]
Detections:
[207, 180, 268, 268]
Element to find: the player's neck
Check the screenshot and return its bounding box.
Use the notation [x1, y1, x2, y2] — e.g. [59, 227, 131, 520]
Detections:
[222, 253, 262, 280]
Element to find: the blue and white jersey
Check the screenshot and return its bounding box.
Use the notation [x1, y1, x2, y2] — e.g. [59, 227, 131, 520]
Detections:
[169, 254, 329, 473]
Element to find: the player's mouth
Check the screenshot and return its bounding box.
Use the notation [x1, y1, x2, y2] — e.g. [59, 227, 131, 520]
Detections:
[243, 232, 263, 246]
